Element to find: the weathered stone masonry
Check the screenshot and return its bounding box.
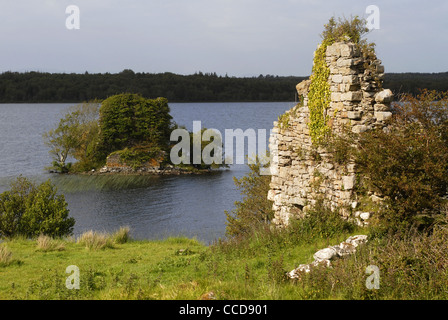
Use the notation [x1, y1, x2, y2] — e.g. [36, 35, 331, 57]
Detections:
[267, 41, 394, 227]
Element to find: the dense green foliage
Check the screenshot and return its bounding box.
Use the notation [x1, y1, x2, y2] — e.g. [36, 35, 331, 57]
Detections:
[97, 94, 173, 160]
[0, 71, 304, 103]
[44, 93, 227, 172]
[383, 72, 448, 96]
[0, 176, 74, 238]
[354, 90, 448, 233]
[43, 101, 101, 173]
[225, 161, 275, 237]
[0, 70, 446, 103]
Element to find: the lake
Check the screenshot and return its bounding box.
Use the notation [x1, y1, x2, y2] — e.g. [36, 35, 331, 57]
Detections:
[0, 102, 294, 244]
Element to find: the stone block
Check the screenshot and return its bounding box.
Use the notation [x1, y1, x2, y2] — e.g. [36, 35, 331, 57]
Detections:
[342, 175, 356, 190]
[326, 44, 341, 57]
[342, 75, 358, 84]
[331, 92, 341, 102]
[341, 91, 362, 101]
[375, 89, 393, 103]
[337, 58, 355, 67]
[347, 111, 362, 120]
[352, 125, 368, 133]
[374, 103, 389, 111]
[332, 74, 343, 83]
[340, 43, 356, 57]
[375, 111, 392, 121]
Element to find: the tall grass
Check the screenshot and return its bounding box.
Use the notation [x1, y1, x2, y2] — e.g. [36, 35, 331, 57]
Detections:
[0, 245, 13, 267]
[77, 226, 131, 250]
[36, 234, 65, 252]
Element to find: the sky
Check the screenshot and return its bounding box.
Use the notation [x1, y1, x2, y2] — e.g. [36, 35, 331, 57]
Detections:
[0, 0, 447, 77]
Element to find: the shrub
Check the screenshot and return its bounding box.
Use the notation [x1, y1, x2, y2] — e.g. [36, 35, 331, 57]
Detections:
[225, 160, 274, 238]
[287, 198, 356, 243]
[43, 101, 100, 173]
[98, 94, 173, 160]
[353, 90, 448, 233]
[0, 176, 75, 239]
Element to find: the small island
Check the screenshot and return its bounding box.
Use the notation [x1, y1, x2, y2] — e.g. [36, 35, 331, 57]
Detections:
[43, 93, 226, 175]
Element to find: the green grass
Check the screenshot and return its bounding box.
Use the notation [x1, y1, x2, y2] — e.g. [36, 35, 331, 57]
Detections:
[2, 225, 448, 300]
[0, 227, 356, 300]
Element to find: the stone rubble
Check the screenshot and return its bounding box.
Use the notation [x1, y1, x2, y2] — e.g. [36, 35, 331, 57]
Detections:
[288, 235, 368, 279]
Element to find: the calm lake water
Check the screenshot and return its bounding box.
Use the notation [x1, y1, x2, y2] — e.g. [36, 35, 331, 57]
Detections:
[0, 102, 294, 243]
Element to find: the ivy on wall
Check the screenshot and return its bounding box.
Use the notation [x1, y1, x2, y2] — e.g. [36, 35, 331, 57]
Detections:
[307, 16, 372, 145]
[307, 39, 332, 144]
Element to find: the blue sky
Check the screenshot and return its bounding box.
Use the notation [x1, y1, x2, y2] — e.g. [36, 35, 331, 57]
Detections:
[1, 0, 447, 76]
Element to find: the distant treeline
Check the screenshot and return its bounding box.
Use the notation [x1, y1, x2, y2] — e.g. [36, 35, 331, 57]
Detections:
[0, 69, 447, 103]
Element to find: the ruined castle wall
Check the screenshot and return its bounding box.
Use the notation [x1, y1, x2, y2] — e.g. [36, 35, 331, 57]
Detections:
[267, 41, 393, 226]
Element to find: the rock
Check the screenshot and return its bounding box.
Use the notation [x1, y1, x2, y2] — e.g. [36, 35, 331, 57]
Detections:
[199, 291, 216, 300]
[289, 264, 311, 279]
[296, 80, 311, 96]
[311, 259, 331, 268]
[375, 89, 393, 103]
[288, 235, 368, 279]
[342, 175, 356, 190]
[345, 235, 368, 247]
[375, 111, 392, 122]
[347, 111, 362, 120]
[352, 125, 368, 133]
[360, 212, 370, 220]
[313, 247, 338, 262]
[370, 194, 383, 203]
[336, 242, 356, 257]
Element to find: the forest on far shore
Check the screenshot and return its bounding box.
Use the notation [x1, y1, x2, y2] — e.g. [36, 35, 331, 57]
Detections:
[0, 69, 447, 103]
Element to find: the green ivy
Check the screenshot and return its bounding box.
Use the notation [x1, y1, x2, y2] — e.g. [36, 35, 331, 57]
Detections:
[308, 39, 332, 144]
[277, 112, 291, 130]
[307, 16, 375, 145]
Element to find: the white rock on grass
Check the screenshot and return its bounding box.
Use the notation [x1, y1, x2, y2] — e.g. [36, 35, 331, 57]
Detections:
[345, 235, 368, 247]
[288, 235, 368, 279]
[313, 247, 338, 262]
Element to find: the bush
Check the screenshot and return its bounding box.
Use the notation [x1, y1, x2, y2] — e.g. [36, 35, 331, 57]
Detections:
[98, 94, 173, 160]
[43, 101, 100, 173]
[353, 90, 448, 233]
[0, 176, 75, 238]
[225, 160, 274, 238]
[287, 198, 356, 243]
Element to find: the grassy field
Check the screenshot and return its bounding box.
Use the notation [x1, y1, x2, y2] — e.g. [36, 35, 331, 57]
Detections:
[0, 227, 358, 300]
[1, 224, 448, 300]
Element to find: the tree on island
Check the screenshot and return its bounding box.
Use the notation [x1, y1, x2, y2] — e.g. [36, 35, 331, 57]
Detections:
[43, 93, 226, 173]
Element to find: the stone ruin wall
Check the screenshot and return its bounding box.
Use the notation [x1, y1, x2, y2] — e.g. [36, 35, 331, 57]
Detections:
[267, 41, 394, 227]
